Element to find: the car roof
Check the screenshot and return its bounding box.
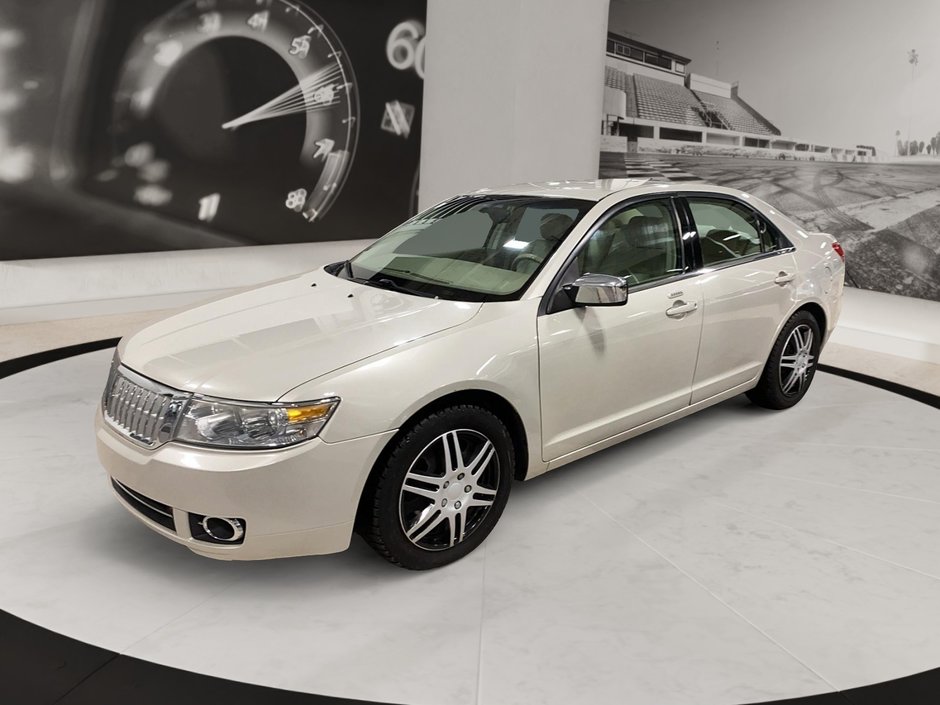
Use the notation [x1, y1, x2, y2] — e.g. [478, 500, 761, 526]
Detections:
[470, 179, 754, 203]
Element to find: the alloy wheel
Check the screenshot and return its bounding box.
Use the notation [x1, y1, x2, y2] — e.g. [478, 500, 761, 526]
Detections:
[398, 429, 500, 551]
[779, 323, 815, 397]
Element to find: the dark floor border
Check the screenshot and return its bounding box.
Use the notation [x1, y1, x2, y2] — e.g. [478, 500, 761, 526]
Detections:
[0, 337, 121, 380]
[818, 363, 940, 409]
[2, 339, 940, 705]
[0, 610, 392, 705]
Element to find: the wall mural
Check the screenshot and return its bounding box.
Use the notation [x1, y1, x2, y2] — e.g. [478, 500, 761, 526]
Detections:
[600, 0, 940, 302]
[0, 0, 425, 259]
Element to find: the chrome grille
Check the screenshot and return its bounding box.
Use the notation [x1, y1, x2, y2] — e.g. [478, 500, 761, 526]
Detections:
[103, 366, 190, 448]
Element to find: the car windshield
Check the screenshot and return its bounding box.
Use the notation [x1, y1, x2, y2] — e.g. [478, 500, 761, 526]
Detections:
[337, 195, 593, 301]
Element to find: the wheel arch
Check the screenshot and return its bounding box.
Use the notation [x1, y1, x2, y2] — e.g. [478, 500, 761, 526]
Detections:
[354, 389, 530, 530]
[754, 298, 830, 386]
[796, 300, 827, 339]
[768, 298, 829, 356]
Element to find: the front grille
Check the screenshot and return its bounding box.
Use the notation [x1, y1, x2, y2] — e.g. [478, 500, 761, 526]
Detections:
[112, 479, 176, 532]
[103, 366, 190, 448]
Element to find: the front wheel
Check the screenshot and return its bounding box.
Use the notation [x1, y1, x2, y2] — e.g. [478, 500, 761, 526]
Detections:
[747, 310, 821, 410]
[360, 405, 513, 570]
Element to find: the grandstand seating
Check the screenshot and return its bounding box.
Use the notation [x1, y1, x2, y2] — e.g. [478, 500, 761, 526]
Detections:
[605, 65, 631, 93]
[604, 66, 638, 119]
[604, 65, 780, 137]
[693, 90, 779, 136]
[633, 74, 705, 127]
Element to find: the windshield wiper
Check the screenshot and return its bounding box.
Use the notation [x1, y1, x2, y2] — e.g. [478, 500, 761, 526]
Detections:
[369, 277, 415, 294]
[373, 277, 433, 296]
[379, 267, 446, 285]
[339, 260, 437, 297]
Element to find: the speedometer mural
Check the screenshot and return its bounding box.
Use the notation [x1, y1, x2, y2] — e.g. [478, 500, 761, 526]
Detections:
[81, 0, 425, 246]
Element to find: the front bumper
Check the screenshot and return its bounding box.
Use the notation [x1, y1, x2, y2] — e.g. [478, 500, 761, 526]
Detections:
[95, 408, 395, 560]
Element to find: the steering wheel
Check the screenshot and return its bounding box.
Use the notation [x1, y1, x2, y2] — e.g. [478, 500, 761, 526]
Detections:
[511, 253, 544, 272]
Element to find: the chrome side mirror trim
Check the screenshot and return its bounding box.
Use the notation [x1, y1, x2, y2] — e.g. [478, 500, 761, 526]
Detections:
[563, 273, 629, 307]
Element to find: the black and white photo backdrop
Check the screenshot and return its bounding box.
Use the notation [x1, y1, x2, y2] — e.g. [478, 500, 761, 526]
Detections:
[601, 0, 940, 302]
[0, 0, 425, 259]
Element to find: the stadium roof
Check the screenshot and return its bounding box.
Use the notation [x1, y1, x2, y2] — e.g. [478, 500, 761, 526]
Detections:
[607, 31, 691, 64]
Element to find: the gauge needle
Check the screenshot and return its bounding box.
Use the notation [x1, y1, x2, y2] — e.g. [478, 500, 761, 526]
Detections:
[222, 63, 345, 130]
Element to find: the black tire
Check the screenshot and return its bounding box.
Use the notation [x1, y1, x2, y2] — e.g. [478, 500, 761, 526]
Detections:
[360, 405, 513, 570]
[746, 310, 822, 410]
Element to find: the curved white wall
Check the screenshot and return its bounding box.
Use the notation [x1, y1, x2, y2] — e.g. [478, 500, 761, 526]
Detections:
[0, 240, 370, 323]
[419, 0, 609, 207]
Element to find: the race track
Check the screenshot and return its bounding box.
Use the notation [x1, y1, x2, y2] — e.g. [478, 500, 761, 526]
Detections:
[600, 152, 940, 302]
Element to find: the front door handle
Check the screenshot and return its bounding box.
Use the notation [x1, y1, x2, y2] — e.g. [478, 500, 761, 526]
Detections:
[665, 300, 698, 318]
[774, 271, 795, 285]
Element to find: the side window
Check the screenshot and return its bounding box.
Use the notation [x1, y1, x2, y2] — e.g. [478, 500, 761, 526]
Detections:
[687, 198, 769, 266]
[576, 199, 683, 285]
[756, 215, 779, 252]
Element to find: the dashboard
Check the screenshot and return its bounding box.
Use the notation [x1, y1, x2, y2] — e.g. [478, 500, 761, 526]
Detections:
[0, 0, 426, 259]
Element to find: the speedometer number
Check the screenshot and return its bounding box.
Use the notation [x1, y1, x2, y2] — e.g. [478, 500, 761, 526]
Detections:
[198, 193, 221, 222]
[197, 12, 222, 34]
[386, 20, 426, 79]
[289, 35, 311, 58]
[285, 189, 307, 212]
[246, 11, 269, 31]
[154, 40, 183, 67]
[312, 83, 335, 105]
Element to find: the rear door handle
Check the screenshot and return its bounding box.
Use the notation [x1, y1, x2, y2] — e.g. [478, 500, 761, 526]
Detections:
[665, 300, 698, 318]
[774, 271, 795, 285]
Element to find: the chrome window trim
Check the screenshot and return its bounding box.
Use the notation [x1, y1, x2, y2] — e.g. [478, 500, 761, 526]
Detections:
[692, 248, 789, 273]
[627, 268, 705, 295]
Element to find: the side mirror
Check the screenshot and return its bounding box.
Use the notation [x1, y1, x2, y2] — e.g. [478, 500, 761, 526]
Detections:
[563, 273, 629, 307]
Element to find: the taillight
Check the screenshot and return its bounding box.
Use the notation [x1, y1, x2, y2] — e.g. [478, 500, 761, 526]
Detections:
[831, 242, 845, 261]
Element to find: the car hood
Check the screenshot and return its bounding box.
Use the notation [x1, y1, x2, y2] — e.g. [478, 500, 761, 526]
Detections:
[120, 269, 482, 401]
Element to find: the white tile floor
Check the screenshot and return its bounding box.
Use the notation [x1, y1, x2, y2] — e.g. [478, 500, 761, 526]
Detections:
[1, 349, 939, 705]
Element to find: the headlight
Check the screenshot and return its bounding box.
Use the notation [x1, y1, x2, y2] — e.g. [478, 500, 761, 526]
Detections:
[175, 397, 339, 449]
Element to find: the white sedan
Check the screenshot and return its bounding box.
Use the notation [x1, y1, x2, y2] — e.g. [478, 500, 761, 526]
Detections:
[96, 180, 845, 569]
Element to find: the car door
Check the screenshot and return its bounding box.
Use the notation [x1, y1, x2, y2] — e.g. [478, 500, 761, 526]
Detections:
[681, 195, 797, 404]
[537, 197, 704, 461]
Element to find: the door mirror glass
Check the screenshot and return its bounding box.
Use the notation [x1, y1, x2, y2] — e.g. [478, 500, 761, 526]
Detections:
[564, 273, 629, 306]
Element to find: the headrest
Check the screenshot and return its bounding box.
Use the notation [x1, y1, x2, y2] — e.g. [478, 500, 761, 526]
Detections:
[625, 215, 668, 245]
[539, 213, 574, 241]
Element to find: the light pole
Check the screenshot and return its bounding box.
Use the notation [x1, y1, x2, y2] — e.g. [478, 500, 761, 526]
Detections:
[908, 49, 919, 155]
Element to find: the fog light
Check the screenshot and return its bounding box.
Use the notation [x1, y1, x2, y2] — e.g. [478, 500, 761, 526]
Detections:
[189, 514, 246, 544]
[202, 516, 243, 542]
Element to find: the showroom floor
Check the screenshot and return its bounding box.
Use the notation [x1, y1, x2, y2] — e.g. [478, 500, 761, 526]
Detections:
[1, 344, 939, 705]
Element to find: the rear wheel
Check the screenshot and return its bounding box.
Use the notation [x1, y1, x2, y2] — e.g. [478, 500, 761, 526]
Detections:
[360, 405, 513, 569]
[747, 310, 821, 410]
